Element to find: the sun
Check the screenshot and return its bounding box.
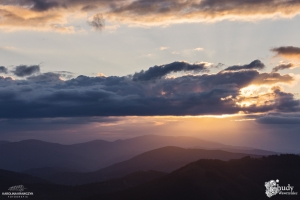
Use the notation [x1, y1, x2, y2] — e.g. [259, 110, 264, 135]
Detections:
[237, 85, 274, 107]
[240, 85, 261, 97]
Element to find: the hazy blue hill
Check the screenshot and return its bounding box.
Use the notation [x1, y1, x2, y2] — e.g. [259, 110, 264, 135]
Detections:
[43, 147, 260, 185]
[0, 140, 91, 172]
[0, 135, 275, 172]
[0, 141, 10, 144]
[86, 154, 300, 200]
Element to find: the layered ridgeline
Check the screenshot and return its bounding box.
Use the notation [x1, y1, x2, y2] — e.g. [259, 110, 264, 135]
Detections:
[1, 155, 299, 200]
[87, 154, 300, 200]
[0, 135, 275, 172]
[26, 147, 260, 185]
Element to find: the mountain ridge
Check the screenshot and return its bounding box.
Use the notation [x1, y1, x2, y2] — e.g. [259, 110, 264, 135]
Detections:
[0, 135, 276, 172]
[34, 146, 261, 185]
[86, 154, 300, 200]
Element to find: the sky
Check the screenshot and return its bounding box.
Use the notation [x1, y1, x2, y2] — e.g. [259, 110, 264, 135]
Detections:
[1, 0, 300, 153]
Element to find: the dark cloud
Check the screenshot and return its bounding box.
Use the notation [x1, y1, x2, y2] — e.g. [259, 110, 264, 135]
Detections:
[271, 46, 300, 58]
[3, 0, 300, 32]
[272, 63, 296, 72]
[224, 60, 265, 71]
[31, 0, 60, 11]
[81, 5, 98, 11]
[106, 0, 300, 24]
[12, 65, 40, 77]
[1, 0, 60, 11]
[109, 0, 300, 16]
[214, 63, 225, 69]
[0, 60, 298, 118]
[251, 72, 294, 85]
[0, 66, 8, 74]
[257, 113, 300, 124]
[88, 13, 105, 31]
[27, 72, 62, 82]
[132, 61, 209, 81]
[53, 71, 74, 79]
[4, 0, 300, 14]
[272, 87, 300, 112]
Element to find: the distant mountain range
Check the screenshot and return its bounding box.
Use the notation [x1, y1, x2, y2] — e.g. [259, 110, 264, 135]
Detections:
[28, 146, 260, 185]
[0, 135, 276, 172]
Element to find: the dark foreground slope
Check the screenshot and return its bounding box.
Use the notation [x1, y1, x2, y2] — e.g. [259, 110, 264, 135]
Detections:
[44, 147, 259, 185]
[0, 170, 166, 200]
[0, 169, 49, 188]
[86, 154, 300, 200]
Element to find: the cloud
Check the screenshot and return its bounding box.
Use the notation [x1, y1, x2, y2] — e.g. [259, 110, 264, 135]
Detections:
[97, 73, 107, 77]
[106, 0, 300, 25]
[194, 48, 204, 51]
[272, 86, 300, 112]
[257, 113, 300, 124]
[159, 47, 169, 51]
[12, 65, 40, 77]
[0, 59, 298, 119]
[271, 46, 300, 59]
[224, 60, 265, 71]
[251, 72, 294, 85]
[81, 5, 98, 11]
[88, 13, 105, 31]
[272, 62, 299, 72]
[27, 72, 61, 82]
[3, 0, 300, 31]
[30, 0, 60, 12]
[132, 61, 210, 81]
[0, 66, 8, 74]
[0, 6, 66, 32]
